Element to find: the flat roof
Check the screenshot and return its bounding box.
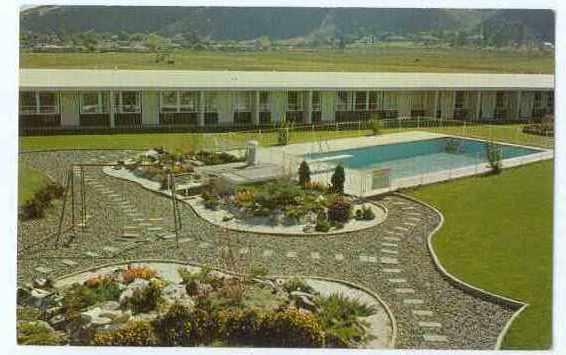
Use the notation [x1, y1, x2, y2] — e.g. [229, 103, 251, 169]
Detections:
[19, 69, 554, 91]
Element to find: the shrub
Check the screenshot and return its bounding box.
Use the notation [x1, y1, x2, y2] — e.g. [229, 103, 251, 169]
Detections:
[258, 307, 325, 347]
[369, 119, 381, 135]
[355, 209, 363, 220]
[361, 205, 376, 221]
[152, 302, 193, 346]
[195, 151, 243, 166]
[121, 280, 162, 314]
[160, 175, 170, 190]
[282, 277, 315, 294]
[19, 183, 64, 221]
[17, 321, 66, 345]
[83, 275, 122, 302]
[122, 265, 158, 284]
[201, 192, 220, 210]
[331, 164, 346, 194]
[316, 293, 377, 348]
[298, 161, 311, 186]
[255, 180, 304, 210]
[303, 180, 328, 192]
[187, 299, 220, 345]
[315, 211, 331, 232]
[62, 283, 106, 319]
[217, 308, 262, 345]
[278, 127, 289, 145]
[93, 320, 157, 346]
[216, 279, 246, 307]
[327, 197, 352, 224]
[486, 142, 502, 175]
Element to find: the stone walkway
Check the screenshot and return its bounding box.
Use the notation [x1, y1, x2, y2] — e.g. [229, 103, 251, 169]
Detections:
[18, 149, 518, 350]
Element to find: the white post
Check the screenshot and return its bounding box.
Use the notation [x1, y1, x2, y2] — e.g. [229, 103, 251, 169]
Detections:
[109, 91, 115, 128]
[198, 91, 205, 127]
[475, 91, 482, 123]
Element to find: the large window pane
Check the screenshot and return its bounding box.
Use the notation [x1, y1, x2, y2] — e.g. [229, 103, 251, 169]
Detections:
[312, 91, 321, 111]
[180, 91, 198, 112]
[234, 92, 251, 112]
[20, 92, 36, 113]
[204, 93, 217, 112]
[81, 92, 108, 113]
[337, 91, 348, 111]
[38, 92, 58, 113]
[355, 91, 367, 111]
[161, 91, 178, 107]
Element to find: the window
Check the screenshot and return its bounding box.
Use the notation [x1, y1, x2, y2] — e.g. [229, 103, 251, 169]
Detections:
[547, 92, 554, 112]
[337, 91, 349, 111]
[383, 92, 398, 110]
[180, 92, 198, 112]
[160, 91, 199, 113]
[354, 91, 367, 111]
[287, 92, 303, 111]
[455, 92, 465, 110]
[19, 91, 59, 114]
[204, 93, 218, 112]
[259, 92, 270, 112]
[80, 92, 108, 114]
[312, 91, 321, 112]
[114, 91, 141, 113]
[495, 92, 506, 109]
[369, 91, 380, 111]
[234, 92, 252, 112]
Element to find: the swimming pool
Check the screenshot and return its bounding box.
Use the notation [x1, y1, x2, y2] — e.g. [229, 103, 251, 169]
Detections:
[305, 137, 542, 180]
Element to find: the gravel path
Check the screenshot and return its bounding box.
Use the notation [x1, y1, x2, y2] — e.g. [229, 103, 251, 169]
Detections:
[18, 150, 519, 350]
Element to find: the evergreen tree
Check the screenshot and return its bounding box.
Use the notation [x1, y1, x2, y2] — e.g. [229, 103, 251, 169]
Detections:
[331, 164, 346, 194]
[298, 161, 311, 186]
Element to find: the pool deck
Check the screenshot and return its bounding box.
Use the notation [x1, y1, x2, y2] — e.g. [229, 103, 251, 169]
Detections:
[256, 131, 553, 197]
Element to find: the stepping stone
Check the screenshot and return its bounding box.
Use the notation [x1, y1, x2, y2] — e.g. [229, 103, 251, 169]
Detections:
[335, 253, 344, 261]
[395, 288, 415, 294]
[402, 206, 417, 210]
[262, 250, 273, 257]
[413, 310, 434, 317]
[406, 212, 422, 216]
[178, 238, 193, 244]
[199, 242, 209, 249]
[84, 251, 99, 257]
[403, 299, 424, 305]
[384, 237, 401, 242]
[35, 267, 52, 274]
[103, 246, 119, 254]
[402, 222, 417, 227]
[381, 249, 398, 255]
[133, 218, 146, 222]
[382, 242, 398, 248]
[384, 230, 396, 235]
[359, 255, 369, 262]
[161, 234, 177, 240]
[239, 247, 249, 255]
[148, 227, 163, 232]
[368, 256, 377, 263]
[310, 252, 320, 259]
[380, 257, 399, 264]
[121, 233, 140, 239]
[419, 321, 442, 328]
[123, 226, 139, 230]
[406, 217, 421, 222]
[138, 223, 153, 227]
[286, 251, 297, 258]
[423, 335, 448, 342]
[394, 226, 409, 232]
[61, 259, 78, 267]
[148, 218, 164, 222]
[383, 268, 402, 273]
[388, 278, 407, 283]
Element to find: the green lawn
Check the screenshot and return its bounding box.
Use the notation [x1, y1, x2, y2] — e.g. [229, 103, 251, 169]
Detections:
[20, 47, 554, 74]
[407, 160, 553, 349]
[18, 164, 50, 205]
[19, 123, 553, 152]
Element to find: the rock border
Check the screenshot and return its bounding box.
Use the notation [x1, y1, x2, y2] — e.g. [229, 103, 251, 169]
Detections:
[53, 258, 397, 349]
[103, 166, 389, 237]
[396, 192, 528, 350]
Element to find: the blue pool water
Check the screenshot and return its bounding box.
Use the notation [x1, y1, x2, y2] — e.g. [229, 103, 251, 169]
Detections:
[306, 137, 541, 179]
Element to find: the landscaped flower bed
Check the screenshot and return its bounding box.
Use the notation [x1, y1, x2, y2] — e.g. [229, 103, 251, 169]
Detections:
[17, 264, 384, 348]
[195, 178, 384, 234]
[120, 147, 245, 188]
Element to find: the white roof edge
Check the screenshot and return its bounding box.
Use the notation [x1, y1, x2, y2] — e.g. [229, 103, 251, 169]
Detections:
[19, 68, 555, 90]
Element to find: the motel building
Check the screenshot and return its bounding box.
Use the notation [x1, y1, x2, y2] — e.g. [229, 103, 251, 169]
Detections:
[18, 69, 554, 131]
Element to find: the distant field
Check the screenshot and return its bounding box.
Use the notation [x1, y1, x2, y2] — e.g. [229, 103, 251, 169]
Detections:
[20, 48, 554, 73]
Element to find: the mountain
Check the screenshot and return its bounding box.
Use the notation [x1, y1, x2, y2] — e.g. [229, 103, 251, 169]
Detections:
[19, 6, 555, 43]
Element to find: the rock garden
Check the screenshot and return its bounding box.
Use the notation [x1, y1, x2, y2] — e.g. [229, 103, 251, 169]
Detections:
[17, 262, 392, 348]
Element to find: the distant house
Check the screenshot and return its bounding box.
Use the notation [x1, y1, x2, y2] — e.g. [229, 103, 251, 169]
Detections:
[18, 69, 554, 132]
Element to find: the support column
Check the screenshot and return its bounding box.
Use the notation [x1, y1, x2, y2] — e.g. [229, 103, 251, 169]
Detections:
[475, 91, 482, 120]
[438, 90, 440, 119]
[516, 91, 522, 120]
[252, 91, 260, 125]
[198, 91, 205, 127]
[109, 91, 115, 128]
[305, 91, 313, 124]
